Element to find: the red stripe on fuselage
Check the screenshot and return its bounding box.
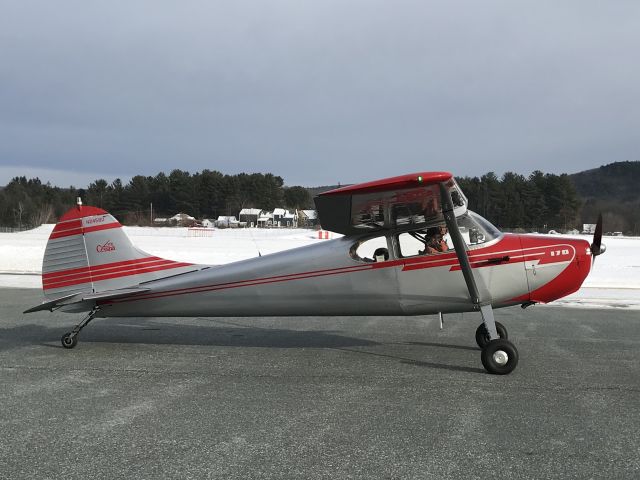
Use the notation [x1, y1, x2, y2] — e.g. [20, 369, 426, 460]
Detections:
[104, 263, 377, 304]
[103, 239, 577, 306]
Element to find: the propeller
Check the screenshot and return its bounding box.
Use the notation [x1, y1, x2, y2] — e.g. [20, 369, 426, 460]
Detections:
[590, 213, 606, 260]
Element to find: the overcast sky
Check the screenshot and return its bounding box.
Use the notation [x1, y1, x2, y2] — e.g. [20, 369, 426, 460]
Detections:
[1, 1, 638, 188]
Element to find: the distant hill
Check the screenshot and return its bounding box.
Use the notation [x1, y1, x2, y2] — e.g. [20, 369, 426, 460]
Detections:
[569, 161, 640, 203]
[569, 161, 640, 234]
[306, 185, 342, 199]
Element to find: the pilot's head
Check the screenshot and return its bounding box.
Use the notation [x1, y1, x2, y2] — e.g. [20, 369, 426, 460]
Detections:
[438, 225, 448, 236]
[373, 248, 388, 262]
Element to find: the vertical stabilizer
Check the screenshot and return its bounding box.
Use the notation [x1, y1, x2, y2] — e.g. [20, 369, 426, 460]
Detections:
[42, 204, 195, 299]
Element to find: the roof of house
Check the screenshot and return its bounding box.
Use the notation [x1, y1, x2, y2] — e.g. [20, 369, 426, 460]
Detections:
[300, 210, 317, 219]
[239, 208, 262, 215]
[217, 216, 238, 222]
[170, 213, 195, 221]
[272, 208, 287, 216]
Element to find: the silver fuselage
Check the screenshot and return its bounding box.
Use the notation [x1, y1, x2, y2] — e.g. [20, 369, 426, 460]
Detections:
[97, 231, 591, 318]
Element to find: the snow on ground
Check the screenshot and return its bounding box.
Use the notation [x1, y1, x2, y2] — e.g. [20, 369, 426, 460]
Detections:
[0, 224, 324, 277]
[0, 226, 638, 309]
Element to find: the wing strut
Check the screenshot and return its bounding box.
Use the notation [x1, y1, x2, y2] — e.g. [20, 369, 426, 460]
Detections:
[439, 183, 499, 340]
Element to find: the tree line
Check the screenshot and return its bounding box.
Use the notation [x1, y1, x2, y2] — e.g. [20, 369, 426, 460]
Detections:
[1, 169, 583, 231]
[457, 171, 581, 232]
[0, 170, 312, 228]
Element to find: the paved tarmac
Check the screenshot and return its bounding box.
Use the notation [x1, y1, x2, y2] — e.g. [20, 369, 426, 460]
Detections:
[1, 288, 639, 479]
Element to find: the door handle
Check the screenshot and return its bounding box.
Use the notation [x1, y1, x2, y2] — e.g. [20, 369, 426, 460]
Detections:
[485, 256, 510, 265]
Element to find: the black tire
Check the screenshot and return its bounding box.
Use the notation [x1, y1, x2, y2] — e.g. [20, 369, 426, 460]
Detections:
[481, 339, 518, 375]
[475, 321, 508, 349]
[61, 333, 78, 349]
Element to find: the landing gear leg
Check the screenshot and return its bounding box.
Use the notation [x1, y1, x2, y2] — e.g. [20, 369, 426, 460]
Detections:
[61, 307, 99, 349]
[479, 304, 518, 374]
[475, 321, 508, 349]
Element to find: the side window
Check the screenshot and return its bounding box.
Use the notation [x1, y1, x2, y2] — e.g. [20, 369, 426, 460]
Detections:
[397, 232, 424, 257]
[351, 235, 389, 262]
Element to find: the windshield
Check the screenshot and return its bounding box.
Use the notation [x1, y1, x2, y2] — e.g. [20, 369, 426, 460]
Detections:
[457, 211, 501, 247]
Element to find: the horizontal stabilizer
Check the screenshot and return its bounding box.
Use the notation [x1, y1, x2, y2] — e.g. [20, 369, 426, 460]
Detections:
[24, 287, 150, 313]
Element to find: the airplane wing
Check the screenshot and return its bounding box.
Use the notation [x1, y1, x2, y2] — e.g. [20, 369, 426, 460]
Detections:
[23, 287, 151, 313]
[314, 172, 468, 235]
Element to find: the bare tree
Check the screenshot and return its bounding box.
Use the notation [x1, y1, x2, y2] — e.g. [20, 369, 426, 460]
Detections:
[30, 203, 53, 226]
[13, 201, 25, 228]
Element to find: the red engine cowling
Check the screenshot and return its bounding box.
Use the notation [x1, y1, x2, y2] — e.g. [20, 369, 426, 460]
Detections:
[518, 235, 592, 304]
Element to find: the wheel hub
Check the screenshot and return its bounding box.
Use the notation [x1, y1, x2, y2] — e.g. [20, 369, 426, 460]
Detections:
[493, 350, 509, 365]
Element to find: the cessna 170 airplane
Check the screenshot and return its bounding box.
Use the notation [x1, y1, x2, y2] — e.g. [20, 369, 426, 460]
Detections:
[25, 172, 605, 374]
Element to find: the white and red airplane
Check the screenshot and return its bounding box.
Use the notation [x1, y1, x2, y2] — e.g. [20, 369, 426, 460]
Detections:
[25, 172, 604, 374]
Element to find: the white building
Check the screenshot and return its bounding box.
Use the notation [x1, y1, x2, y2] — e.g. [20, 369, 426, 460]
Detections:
[258, 212, 273, 227]
[169, 213, 196, 226]
[239, 208, 262, 227]
[216, 216, 240, 228]
[299, 210, 318, 227]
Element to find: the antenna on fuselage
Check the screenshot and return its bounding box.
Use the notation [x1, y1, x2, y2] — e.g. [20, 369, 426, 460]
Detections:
[248, 226, 262, 258]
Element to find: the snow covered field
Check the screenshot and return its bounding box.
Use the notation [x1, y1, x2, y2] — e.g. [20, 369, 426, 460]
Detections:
[1, 225, 638, 309]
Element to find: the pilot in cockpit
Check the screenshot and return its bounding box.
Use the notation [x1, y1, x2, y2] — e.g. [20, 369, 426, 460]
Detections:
[373, 247, 389, 262]
[422, 225, 449, 254]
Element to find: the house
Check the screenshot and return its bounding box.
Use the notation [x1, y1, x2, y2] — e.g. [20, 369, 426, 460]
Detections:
[282, 210, 298, 227]
[170, 213, 196, 227]
[272, 208, 297, 227]
[298, 210, 318, 227]
[239, 208, 262, 227]
[201, 219, 214, 228]
[257, 212, 273, 227]
[216, 216, 240, 228]
[153, 217, 169, 225]
[272, 208, 287, 225]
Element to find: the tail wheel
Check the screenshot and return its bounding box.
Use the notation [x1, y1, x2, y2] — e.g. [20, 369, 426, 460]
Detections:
[481, 339, 518, 375]
[475, 321, 508, 349]
[61, 333, 78, 349]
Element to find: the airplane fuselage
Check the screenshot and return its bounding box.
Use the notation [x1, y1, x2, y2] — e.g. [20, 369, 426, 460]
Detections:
[97, 232, 592, 318]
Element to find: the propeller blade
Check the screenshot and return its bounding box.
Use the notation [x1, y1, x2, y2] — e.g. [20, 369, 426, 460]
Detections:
[591, 213, 604, 258]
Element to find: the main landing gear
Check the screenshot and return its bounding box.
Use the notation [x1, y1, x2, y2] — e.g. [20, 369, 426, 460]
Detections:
[477, 305, 518, 375]
[475, 321, 507, 349]
[61, 307, 99, 349]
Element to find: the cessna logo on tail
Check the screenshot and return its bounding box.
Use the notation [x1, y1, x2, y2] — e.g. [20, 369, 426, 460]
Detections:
[96, 241, 116, 253]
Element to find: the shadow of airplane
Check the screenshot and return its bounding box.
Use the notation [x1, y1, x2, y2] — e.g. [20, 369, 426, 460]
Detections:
[4, 316, 486, 374]
[333, 347, 486, 374]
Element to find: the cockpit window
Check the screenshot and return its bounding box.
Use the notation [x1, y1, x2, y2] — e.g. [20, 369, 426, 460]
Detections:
[351, 235, 390, 262]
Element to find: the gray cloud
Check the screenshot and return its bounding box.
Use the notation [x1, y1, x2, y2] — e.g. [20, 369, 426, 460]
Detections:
[1, 0, 639, 187]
